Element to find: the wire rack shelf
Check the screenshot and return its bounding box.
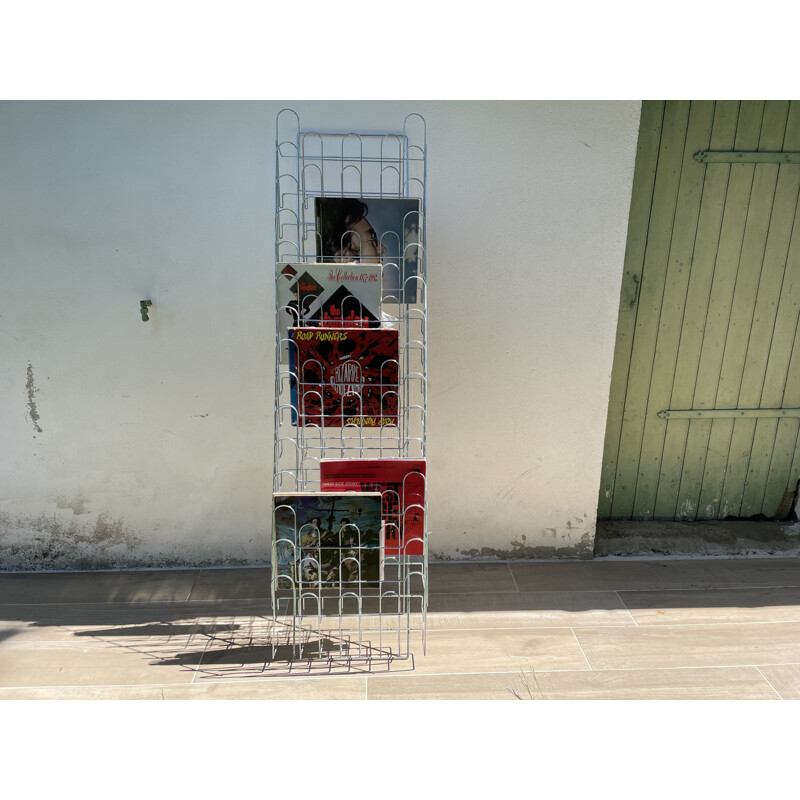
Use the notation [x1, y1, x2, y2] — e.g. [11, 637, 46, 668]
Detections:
[271, 109, 428, 667]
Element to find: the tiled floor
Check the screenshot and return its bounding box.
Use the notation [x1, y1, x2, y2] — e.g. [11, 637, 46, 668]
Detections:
[2, 558, 800, 699]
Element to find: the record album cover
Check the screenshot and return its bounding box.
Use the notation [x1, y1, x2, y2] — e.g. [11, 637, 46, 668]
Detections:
[320, 459, 426, 556]
[273, 492, 383, 588]
[314, 197, 421, 302]
[277, 263, 381, 327]
[289, 327, 399, 428]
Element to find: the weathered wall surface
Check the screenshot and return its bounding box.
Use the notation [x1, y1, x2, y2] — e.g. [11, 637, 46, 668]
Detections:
[0, 100, 640, 569]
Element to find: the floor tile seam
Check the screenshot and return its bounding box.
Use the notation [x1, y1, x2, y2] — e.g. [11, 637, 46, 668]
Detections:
[367, 668, 592, 680]
[0, 567, 260, 576]
[614, 590, 639, 627]
[190, 651, 202, 685]
[423, 623, 637, 633]
[573, 618, 800, 631]
[0, 662, 800, 692]
[533, 663, 799, 674]
[512, 585, 800, 594]
[576, 661, 800, 672]
[425, 611, 632, 619]
[427, 590, 524, 596]
[0, 622, 642, 644]
[194, 627, 240, 678]
[2, 662, 795, 692]
[0, 680, 198, 692]
[170, 674, 374, 689]
[0, 615, 271, 627]
[20, 615, 800, 639]
[0, 599, 272, 607]
[615, 583, 800, 594]
[753, 666, 785, 699]
[364, 663, 792, 679]
[6, 588, 800, 607]
[506, 563, 521, 593]
[0, 624, 273, 638]
[569, 628, 594, 670]
[358, 662, 800, 679]
[421, 623, 637, 631]
[6, 558, 797, 575]
[0, 673, 514, 693]
[9, 582, 800, 605]
[185, 570, 203, 602]
[433, 589, 627, 596]
[620, 617, 800, 627]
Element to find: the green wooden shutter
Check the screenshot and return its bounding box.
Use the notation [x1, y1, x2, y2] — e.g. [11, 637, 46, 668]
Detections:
[599, 100, 800, 521]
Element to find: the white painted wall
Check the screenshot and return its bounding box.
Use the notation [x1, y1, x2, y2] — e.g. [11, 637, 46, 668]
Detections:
[0, 100, 640, 569]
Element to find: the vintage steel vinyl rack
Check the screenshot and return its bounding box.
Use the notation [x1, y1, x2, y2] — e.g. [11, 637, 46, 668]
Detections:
[271, 109, 428, 670]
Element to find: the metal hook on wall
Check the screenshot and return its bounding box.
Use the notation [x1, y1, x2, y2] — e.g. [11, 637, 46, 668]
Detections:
[140, 300, 152, 321]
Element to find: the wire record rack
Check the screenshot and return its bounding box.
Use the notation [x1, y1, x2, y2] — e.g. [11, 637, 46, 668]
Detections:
[271, 109, 428, 674]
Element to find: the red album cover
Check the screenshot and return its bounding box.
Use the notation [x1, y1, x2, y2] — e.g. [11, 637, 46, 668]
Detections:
[320, 458, 426, 556]
[289, 328, 399, 428]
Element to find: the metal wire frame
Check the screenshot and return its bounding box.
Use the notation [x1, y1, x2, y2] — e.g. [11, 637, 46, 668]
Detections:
[270, 500, 427, 660]
[274, 109, 426, 265]
[272, 110, 428, 665]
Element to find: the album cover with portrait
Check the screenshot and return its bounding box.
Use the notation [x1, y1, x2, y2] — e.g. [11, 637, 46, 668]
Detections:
[273, 492, 383, 589]
[314, 197, 422, 302]
[288, 327, 399, 428]
[320, 459, 426, 556]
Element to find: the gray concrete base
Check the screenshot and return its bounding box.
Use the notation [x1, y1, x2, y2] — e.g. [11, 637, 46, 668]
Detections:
[595, 519, 800, 558]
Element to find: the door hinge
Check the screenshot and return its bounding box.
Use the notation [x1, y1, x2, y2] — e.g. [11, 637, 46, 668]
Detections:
[658, 408, 800, 420]
[694, 151, 800, 164]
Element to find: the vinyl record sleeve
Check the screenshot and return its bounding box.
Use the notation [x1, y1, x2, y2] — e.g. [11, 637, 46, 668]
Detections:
[320, 459, 426, 556]
[273, 492, 383, 587]
[289, 327, 399, 428]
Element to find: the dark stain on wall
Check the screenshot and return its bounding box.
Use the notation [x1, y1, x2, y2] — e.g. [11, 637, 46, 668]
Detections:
[55, 492, 90, 515]
[0, 509, 267, 571]
[26, 364, 43, 433]
[433, 531, 594, 561]
[0, 510, 143, 570]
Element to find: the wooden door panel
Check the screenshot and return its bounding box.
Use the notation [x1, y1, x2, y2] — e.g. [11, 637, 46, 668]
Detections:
[642, 99, 714, 518]
[671, 101, 740, 519]
[694, 102, 765, 518]
[716, 102, 788, 517]
[609, 100, 691, 519]
[600, 100, 800, 521]
[597, 101, 665, 519]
